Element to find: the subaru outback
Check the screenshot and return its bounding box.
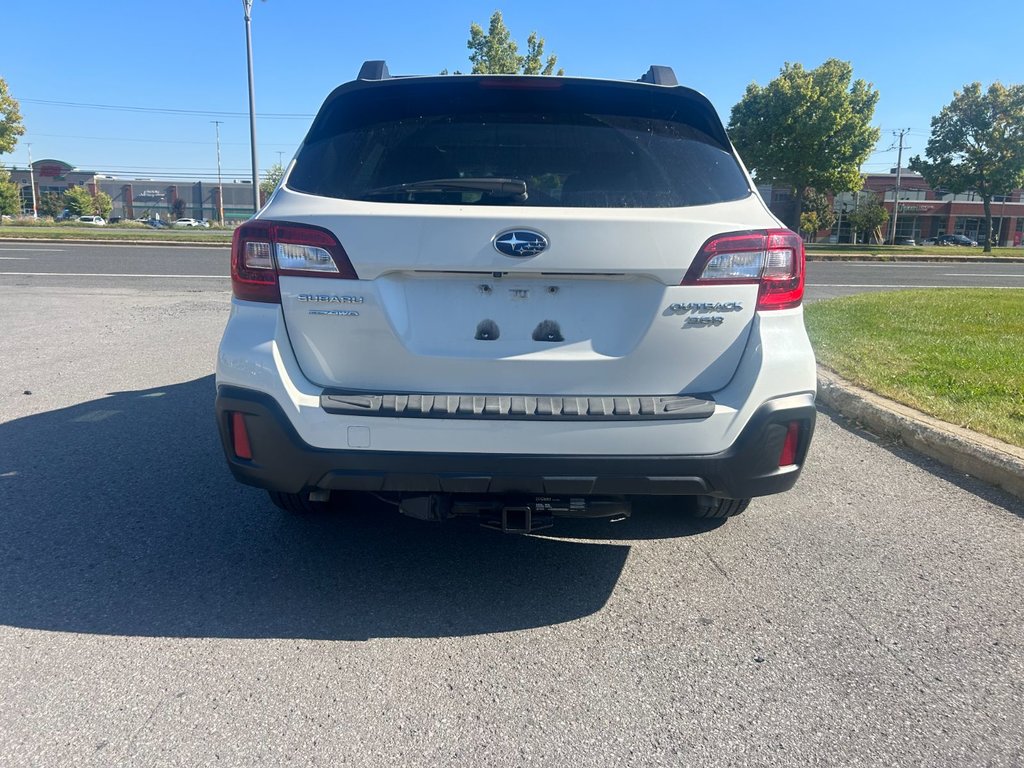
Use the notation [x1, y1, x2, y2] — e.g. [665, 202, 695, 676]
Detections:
[215, 61, 817, 531]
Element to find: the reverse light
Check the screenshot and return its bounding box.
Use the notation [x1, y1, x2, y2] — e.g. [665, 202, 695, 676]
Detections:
[683, 229, 805, 310]
[231, 220, 358, 303]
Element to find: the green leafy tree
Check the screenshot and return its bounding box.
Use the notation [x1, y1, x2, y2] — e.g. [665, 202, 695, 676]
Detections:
[93, 191, 113, 219]
[909, 82, 1024, 252]
[0, 77, 25, 155]
[467, 11, 563, 75]
[38, 191, 63, 218]
[846, 191, 889, 244]
[799, 211, 820, 240]
[260, 161, 284, 199]
[522, 31, 560, 76]
[63, 185, 94, 217]
[729, 59, 880, 230]
[802, 190, 837, 239]
[171, 197, 186, 219]
[0, 166, 20, 216]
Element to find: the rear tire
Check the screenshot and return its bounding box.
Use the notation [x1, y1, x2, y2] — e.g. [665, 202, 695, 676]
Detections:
[690, 496, 750, 519]
[267, 490, 337, 515]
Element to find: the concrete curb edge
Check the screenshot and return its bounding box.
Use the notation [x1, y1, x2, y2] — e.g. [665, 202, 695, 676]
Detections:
[0, 237, 228, 249]
[816, 367, 1024, 502]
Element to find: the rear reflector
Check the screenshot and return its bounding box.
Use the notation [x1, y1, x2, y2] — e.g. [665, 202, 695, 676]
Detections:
[231, 412, 253, 460]
[779, 421, 800, 466]
[684, 229, 805, 310]
[231, 220, 358, 303]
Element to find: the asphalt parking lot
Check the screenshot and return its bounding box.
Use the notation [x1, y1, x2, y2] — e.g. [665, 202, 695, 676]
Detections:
[0, 261, 1021, 766]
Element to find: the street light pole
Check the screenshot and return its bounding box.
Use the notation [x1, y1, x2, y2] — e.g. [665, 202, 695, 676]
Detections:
[243, 0, 259, 214]
[26, 143, 38, 218]
[212, 120, 224, 225]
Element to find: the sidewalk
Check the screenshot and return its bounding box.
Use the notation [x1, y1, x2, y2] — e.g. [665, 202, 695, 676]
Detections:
[817, 367, 1024, 503]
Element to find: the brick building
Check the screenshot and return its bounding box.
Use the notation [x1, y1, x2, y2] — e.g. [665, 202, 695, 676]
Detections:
[8, 158, 262, 222]
[762, 170, 1024, 245]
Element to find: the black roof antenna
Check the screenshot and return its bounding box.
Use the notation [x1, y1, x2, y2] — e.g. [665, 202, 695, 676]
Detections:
[638, 65, 678, 86]
[357, 60, 391, 81]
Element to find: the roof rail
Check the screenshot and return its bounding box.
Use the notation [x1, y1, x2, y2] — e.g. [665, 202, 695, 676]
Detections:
[638, 65, 678, 86]
[357, 60, 391, 81]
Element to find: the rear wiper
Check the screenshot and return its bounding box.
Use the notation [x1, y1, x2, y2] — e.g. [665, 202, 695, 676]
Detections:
[362, 178, 528, 202]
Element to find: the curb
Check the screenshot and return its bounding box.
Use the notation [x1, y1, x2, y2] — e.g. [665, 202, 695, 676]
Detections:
[807, 253, 1024, 263]
[0, 237, 228, 248]
[816, 367, 1024, 502]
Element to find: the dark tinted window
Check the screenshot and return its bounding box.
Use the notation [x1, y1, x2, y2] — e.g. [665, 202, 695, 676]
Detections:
[289, 78, 750, 208]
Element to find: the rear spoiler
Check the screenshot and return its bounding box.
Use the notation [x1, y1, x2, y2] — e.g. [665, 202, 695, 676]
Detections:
[355, 59, 679, 87]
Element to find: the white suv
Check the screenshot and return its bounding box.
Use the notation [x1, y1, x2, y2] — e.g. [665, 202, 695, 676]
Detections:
[216, 61, 816, 530]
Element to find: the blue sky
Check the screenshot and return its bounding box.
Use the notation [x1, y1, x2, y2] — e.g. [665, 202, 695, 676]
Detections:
[2, 0, 1022, 182]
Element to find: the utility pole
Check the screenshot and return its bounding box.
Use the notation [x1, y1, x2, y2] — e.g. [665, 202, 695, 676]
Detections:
[26, 143, 38, 218]
[212, 121, 224, 225]
[242, 0, 260, 213]
[888, 129, 910, 243]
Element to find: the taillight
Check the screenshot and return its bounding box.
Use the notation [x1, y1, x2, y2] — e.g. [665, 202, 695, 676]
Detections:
[231, 220, 358, 303]
[683, 229, 805, 310]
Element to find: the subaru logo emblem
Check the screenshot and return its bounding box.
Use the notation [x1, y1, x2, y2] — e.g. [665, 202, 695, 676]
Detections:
[493, 229, 548, 258]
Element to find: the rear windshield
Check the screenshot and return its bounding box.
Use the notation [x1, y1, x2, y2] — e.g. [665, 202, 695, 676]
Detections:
[288, 78, 750, 208]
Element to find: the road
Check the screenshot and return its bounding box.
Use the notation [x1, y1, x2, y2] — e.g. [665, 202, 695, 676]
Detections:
[0, 244, 1022, 766]
[2, 242, 1024, 297]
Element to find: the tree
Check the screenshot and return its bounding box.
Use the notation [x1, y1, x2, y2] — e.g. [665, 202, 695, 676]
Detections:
[467, 11, 563, 76]
[728, 59, 880, 230]
[846, 191, 889, 244]
[909, 82, 1024, 252]
[260, 162, 284, 199]
[38, 191, 63, 218]
[0, 77, 25, 155]
[171, 197, 186, 219]
[0, 166, 20, 216]
[94, 191, 113, 219]
[802, 190, 837, 240]
[63, 186, 94, 217]
[799, 211, 820, 241]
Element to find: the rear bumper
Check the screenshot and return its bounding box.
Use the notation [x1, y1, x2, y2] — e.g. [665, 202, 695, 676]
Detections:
[216, 385, 816, 499]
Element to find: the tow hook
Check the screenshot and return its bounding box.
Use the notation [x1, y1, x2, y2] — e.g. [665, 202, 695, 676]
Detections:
[479, 503, 553, 534]
[397, 494, 631, 534]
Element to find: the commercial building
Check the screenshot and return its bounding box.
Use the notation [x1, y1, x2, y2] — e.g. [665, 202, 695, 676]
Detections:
[858, 169, 1024, 246]
[761, 170, 1024, 245]
[7, 159, 261, 222]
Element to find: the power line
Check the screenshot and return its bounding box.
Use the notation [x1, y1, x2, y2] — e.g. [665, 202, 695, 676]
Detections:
[26, 132, 255, 146]
[19, 97, 313, 120]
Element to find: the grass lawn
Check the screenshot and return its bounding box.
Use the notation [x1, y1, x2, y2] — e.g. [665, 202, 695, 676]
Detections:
[0, 225, 232, 244]
[806, 243, 1024, 258]
[805, 289, 1024, 448]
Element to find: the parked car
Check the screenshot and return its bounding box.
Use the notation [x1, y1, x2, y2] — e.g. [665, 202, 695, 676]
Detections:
[78, 215, 106, 226]
[215, 60, 817, 529]
[936, 234, 978, 246]
[173, 217, 204, 228]
[920, 237, 937, 246]
[886, 237, 916, 246]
